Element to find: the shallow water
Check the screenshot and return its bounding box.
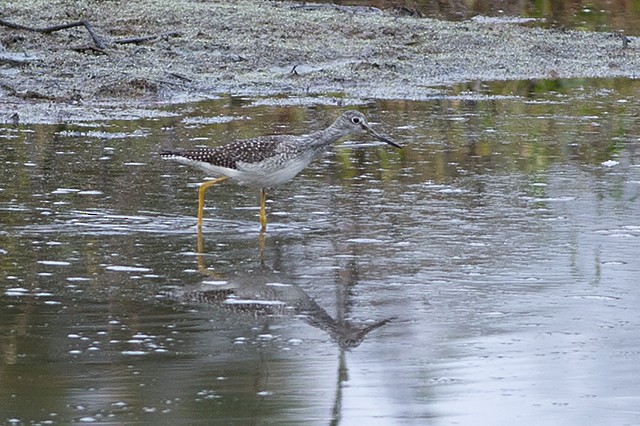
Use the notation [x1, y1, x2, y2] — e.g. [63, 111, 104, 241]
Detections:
[1, 78, 640, 424]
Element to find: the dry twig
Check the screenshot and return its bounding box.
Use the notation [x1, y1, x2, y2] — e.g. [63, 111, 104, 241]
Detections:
[0, 18, 181, 50]
[0, 18, 107, 48]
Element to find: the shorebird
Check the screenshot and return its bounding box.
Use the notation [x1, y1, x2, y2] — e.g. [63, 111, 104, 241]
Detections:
[161, 110, 400, 231]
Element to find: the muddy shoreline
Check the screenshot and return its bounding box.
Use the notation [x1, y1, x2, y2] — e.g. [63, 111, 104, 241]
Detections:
[1, 0, 639, 123]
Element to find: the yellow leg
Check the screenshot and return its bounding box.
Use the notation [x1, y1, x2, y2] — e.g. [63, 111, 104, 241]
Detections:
[259, 188, 267, 232]
[196, 224, 205, 270]
[197, 176, 228, 228]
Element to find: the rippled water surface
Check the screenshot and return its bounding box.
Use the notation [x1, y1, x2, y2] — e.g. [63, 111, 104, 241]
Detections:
[1, 79, 640, 424]
[297, 0, 640, 36]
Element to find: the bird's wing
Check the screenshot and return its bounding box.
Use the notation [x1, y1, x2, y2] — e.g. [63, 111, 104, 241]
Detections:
[161, 137, 284, 170]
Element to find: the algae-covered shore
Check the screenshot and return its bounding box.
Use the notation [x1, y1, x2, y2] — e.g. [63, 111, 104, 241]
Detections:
[1, 0, 638, 122]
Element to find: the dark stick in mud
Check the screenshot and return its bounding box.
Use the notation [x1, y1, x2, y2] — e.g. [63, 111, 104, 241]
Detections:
[0, 18, 106, 48]
[0, 18, 180, 50]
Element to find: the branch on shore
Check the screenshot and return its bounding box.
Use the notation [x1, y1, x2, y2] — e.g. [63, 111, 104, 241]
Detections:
[0, 18, 181, 51]
[0, 53, 40, 65]
[0, 18, 107, 49]
[114, 31, 182, 45]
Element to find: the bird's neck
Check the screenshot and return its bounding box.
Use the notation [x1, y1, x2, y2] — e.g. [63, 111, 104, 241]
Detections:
[307, 124, 348, 147]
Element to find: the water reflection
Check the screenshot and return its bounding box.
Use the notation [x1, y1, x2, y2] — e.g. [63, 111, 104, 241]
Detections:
[188, 230, 395, 351]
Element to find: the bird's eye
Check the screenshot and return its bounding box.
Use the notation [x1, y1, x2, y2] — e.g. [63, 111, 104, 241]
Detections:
[351, 117, 361, 124]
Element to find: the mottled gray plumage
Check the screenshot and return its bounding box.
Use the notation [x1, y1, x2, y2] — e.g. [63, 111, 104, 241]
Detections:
[163, 137, 282, 171]
[160, 110, 400, 188]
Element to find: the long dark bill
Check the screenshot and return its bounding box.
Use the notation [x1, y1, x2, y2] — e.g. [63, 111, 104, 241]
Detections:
[364, 125, 402, 149]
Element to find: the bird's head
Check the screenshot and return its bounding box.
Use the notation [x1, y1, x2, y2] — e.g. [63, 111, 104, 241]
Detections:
[338, 110, 402, 149]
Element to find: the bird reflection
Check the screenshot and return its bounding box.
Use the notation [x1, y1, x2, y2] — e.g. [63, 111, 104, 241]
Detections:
[178, 228, 394, 350]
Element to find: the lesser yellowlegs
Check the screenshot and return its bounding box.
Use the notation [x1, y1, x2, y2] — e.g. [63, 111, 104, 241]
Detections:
[161, 110, 400, 231]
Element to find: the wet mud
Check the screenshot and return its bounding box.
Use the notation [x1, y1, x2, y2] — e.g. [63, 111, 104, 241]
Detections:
[1, 0, 639, 123]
